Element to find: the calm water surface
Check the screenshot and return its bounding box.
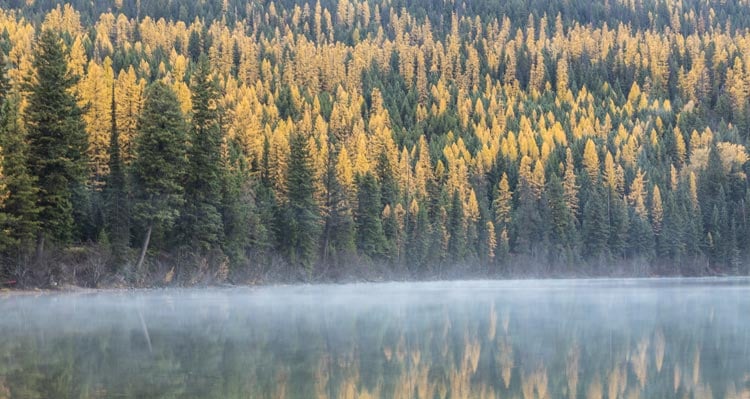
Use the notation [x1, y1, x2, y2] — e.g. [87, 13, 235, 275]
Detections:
[1, 278, 749, 398]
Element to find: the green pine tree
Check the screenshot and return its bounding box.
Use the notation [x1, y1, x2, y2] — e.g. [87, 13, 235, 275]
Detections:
[581, 183, 610, 259]
[322, 150, 356, 263]
[284, 131, 321, 271]
[132, 82, 188, 273]
[181, 55, 225, 253]
[608, 191, 629, 258]
[447, 190, 466, 263]
[546, 173, 576, 258]
[105, 83, 130, 271]
[406, 201, 431, 272]
[355, 172, 387, 259]
[24, 30, 88, 254]
[0, 92, 38, 250]
[221, 141, 255, 266]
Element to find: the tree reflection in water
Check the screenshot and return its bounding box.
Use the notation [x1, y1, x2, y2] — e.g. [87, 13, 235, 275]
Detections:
[1, 279, 749, 398]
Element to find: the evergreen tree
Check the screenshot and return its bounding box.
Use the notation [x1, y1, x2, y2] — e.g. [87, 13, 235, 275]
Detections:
[0, 65, 10, 251]
[0, 93, 38, 249]
[375, 150, 398, 207]
[627, 210, 655, 260]
[581, 183, 610, 259]
[180, 55, 225, 253]
[513, 174, 542, 255]
[132, 82, 188, 273]
[188, 30, 202, 63]
[658, 192, 685, 260]
[322, 150, 356, 263]
[608, 191, 629, 258]
[406, 200, 431, 272]
[23, 29, 88, 253]
[104, 83, 130, 270]
[546, 174, 576, 258]
[284, 131, 321, 271]
[354, 172, 387, 259]
[447, 190, 466, 262]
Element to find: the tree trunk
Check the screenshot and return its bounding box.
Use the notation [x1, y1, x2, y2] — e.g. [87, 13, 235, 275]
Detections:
[136, 224, 153, 274]
[35, 232, 45, 262]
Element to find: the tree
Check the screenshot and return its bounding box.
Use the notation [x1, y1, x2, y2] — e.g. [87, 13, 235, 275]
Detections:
[582, 139, 599, 181]
[354, 172, 387, 258]
[608, 192, 629, 258]
[284, 131, 321, 271]
[180, 55, 225, 253]
[651, 185, 663, 235]
[322, 150, 356, 262]
[493, 173, 512, 231]
[132, 82, 188, 274]
[514, 162, 543, 255]
[562, 149, 579, 223]
[405, 198, 430, 271]
[0, 70, 39, 251]
[24, 29, 88, 254]
[581, 183, 609, 259]
[546, 174, 576, 257]
[104, 83, 129, 269]
[447, 190, 466, 262]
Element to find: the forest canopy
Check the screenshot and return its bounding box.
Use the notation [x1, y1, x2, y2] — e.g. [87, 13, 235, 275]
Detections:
[1, 0, 750, 285]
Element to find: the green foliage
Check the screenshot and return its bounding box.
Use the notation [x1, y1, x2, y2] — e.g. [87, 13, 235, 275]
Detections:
[105, 84, 129, 269]
[23, 29, 88, 244]
[131, 82, 188, 239]
[0, 85, 39, 250]
[447, 190, 466, 262]
[283, 131, 321, 270]
[5, 0, 750, 279]
[354, 172, 387, 259]
[582, 183, 610, 259]
[180, 56, 225, 253]
[322, 152, 356, 263]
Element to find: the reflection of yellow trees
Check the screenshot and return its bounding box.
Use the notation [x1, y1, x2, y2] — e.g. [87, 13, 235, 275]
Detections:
[724, 382, 746, 399]
[501, 310, 511, 333]
[488, 304, 497, 341]
[497, 337, 514, 388]
[586, 373, 603, 399]
[314, 356, 331, 399]
[693, 345, 701, 387]
[630, 337, 649, 388]
[566, 345, 580, 399]
[448, 334, 482, 399]
[693, 383, 713, 399]
[521, 366, 550, 399]
[607, 361, 627, 399]
[273, 368, 289, 399]
[6, 299, 750, 399]
[653, 329, 665, 373]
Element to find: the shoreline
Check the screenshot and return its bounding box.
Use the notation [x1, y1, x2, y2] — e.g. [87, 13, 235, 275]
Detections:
[2, 272, 740, 295]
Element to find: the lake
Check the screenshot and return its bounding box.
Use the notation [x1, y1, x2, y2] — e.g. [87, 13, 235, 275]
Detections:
[1, 279, 749, 398]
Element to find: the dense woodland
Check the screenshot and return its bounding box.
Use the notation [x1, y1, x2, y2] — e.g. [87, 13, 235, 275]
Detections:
[1, 0, 750, 286]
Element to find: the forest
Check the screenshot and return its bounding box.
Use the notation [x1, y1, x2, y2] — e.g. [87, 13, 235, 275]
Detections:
[1, 0, 750, 286]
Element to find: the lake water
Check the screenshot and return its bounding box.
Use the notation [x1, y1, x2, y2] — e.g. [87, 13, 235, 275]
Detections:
[1, 279, 749, 398]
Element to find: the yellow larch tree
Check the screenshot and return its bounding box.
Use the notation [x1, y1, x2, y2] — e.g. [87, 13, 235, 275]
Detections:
[583, 139, 600, 181]
[651, 185, 663, 234]
[80, 58, 115, 186]
[628, 170, 648, 219]
[563, 149, 580, 217]
[556, 55, 569, 98]
[115, 66, 146, 163]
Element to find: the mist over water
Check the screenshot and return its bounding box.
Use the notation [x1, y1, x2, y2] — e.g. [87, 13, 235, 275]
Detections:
[1, 279, 749, 398]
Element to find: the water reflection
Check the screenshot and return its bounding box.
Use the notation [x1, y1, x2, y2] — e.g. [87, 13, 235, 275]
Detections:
[1, 279, 749, 398]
